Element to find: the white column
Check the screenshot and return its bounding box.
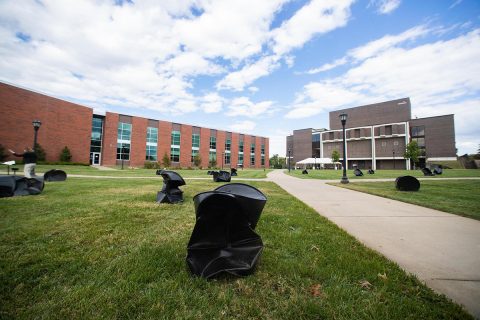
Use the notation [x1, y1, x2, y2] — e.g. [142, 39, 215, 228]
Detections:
[371, 126, 376, 170]
[405, 122, 411, 170]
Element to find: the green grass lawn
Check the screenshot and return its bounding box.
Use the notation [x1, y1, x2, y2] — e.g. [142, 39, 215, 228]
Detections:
[0, 164, 271, 178]
[332, 180, 480, 221]
[288, 168, 480, 180]
[0, 178, 471, 319]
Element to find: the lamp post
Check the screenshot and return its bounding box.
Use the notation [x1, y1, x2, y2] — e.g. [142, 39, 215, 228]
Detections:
[32, 120, 42, 149]
[121, 146, 126, 170]
[339, 113, 349, 184]
[314, 155, 317, 170]
[288, 149, 291, 173]
[393, 149, 396, 169]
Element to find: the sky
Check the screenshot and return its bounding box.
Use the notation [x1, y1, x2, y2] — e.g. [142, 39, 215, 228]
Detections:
[0, 0, 479, 157]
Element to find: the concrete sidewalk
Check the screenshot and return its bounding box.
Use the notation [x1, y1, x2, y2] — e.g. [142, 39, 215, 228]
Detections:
[267, 170, 480, 318]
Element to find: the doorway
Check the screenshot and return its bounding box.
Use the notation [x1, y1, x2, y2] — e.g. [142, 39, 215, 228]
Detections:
[90, 152, 101, 165]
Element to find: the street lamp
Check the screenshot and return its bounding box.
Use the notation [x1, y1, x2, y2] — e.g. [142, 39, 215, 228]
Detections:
[32, 119, 42, 149]
[314, 155, 317, 170]
[339, 113, 349, 184]
[393, 149, 396, 169]
[288, 149, 291, 173]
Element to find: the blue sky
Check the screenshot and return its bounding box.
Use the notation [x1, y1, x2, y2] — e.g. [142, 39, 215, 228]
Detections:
[1, 0, 479, 156]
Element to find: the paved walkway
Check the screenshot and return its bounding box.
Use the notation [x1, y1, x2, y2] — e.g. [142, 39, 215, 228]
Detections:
[267, 170, 480, 318]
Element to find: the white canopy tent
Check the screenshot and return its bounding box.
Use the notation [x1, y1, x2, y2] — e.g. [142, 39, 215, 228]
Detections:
[295, 158, 342, 169]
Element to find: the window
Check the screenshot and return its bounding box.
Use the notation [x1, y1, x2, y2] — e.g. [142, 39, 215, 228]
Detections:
[250, 143, 255, 154]
[171, 130, 180, 146]
[146, 127, 158, 161]
[261, 155, 265, 166]
[170, 147, 180, 162]
[224, 152, 231, 165]
[146, 145, 157, 161]
[209, 151, 216, 165]
[261, 144, 265, 155]
[312, 134, 320, 142]
[192, 134, 200, 148]
[411, 126, 425, 137]
[117, 122, 131, 160]
[117, 122, 131, 141]
[116, 143, 130, 160]
[238, 153, 244, 165]
[412, 137, 425, 148]
[191, 149, 199, 163]
[250, 154, 255, 166]
[147, 127, 158, 143]
[239, 141, 244, 153]
[210, 136, 216, 150]
[225, 139, 231, 151]
[90, 117, 104, 153]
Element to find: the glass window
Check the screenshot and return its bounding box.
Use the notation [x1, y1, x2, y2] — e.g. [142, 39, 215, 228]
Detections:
[191, 149, 199, 163]
[116, 143, 130, 160]
[411, 126, 425, 137]
[224, 152, 231, 165]
[117, 122, 132, 141]
[209, 151, 216, 161]
[170, 147, 180, 162]
[239, 141, 244, 153]
[250, 143, 255, 154]
[261, 144, 265, 155]
[210, 136, 216, 150]
[312, 134, 320, 142]
[146, 145, 157, 161]
[250, 154, 255, 166]
[192, 134, 200, 148]
[261, 155, 265, 166]
[238, 153, 243, 165]
[147, 127, 158, 143]
[171, 130, 180, 146]
[90, 117, 104, 153]
[412, 137, 425, 148]
[225, 139, 231, 151]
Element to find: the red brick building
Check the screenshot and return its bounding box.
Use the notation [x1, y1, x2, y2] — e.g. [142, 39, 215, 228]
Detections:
[0, 82, 269, 169]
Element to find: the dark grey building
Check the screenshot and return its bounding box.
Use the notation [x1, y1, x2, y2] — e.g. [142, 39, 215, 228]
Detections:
[287, 98, 456, 170]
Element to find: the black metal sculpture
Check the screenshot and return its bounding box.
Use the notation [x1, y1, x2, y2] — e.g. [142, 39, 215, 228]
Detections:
[156, 171, 186, 204]
[44, 169, 67, 181]
[207, 170, 215, 175]
[433, 166, 443, 175]
[354, 168, 364, 176]
[231, 168, 238, 176]
[302, 169, 308, 174]
[156, 169, 163, 175]
[368, 169, 375, 174]
[186, 183, 267, 279]
[0, 176, 44, 198]
[212, 170, 231, 182]
[422, 167, 435, 176]
[395, 175, 420, 191]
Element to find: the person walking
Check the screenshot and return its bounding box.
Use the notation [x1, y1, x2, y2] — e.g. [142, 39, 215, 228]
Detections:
[9, 147, 37, 178]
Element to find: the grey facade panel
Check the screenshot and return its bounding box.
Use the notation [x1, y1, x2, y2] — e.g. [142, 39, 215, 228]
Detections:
[409, 115, 456, 158]
[292, 128, 313, 163]
[329, 98, 411, 130]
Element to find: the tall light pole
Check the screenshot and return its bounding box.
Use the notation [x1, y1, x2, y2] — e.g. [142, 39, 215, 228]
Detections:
[288, 149, 291, 173]
[339, 113, 349, 184]
[314, 155, 317, 170]
[393, 149, 396, 169]
[32, 120, 41, 149]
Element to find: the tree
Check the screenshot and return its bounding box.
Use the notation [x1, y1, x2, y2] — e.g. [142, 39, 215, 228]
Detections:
[331, 150, 340, 169]
[208, 158, 217, 168]
[0, 144, 6, 162]
[193, 154, 202, 168]
[404, 140, 420, 169]
[269, 154, 285, 169]
[161, 152, 171, 168]
[59, 146, 72, 162]
[34, 143, 46, 162]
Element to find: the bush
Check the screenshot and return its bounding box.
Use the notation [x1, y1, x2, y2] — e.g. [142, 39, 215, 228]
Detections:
[193, 154, 202, 168]
[34, 143, 46, 161]
[144, 161, 161, 169]
[208, 159, 217, 168]
[59, 146, 72, 162]
[162, 153, 171, 168]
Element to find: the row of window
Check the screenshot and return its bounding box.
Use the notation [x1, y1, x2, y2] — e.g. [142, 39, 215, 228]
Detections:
[115, 122, 265, 164]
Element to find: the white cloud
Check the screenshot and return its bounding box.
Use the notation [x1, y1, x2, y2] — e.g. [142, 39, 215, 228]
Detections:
[230, 120, 256, 132]
[227, 97, 275, 117]
[306, 57, 348, 74]
[286, 28, 480, 152]
[200, 92, 224, 113]
[369, 0, 401, 15]
[248, 86, 259, 93]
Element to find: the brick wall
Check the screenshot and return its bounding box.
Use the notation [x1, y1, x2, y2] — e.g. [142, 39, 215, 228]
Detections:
[130, 117, 148, 167]
[216, 130, 226, 168]
[231, 132, 239, 167]
[243, 135, 251, 168]
[102, 112, 119, 166]
[157, 120, 172, 166]
[200, 127, 210, 169]
[180, 124, 193, 167]
[0, 82, 92, 164]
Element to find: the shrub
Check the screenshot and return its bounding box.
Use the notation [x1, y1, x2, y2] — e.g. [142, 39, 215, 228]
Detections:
[193, 154, 202, 168]
[34, 143, 46, 161]
[59, 146, 72, 162]
[144, 161, 161, 169]
[162, 153, 171, 168]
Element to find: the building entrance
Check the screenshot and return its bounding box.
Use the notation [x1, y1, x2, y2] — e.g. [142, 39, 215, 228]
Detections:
[90, 152, 101, 165]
